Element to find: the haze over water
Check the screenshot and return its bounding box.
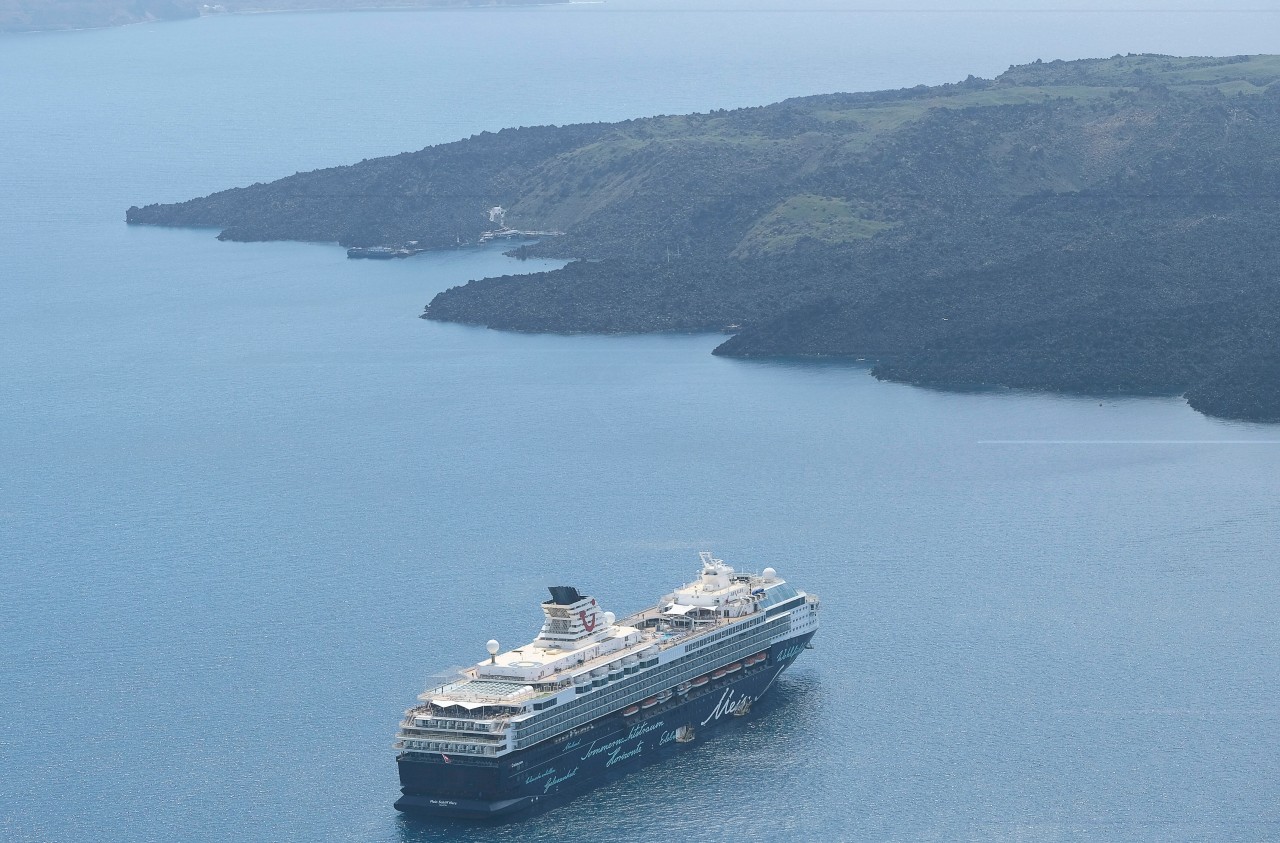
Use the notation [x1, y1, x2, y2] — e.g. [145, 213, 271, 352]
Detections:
[3, 3, 1280, 841]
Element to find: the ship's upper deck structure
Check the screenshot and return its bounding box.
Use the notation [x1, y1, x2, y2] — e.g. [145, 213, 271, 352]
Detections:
[396, 552, 818, 757]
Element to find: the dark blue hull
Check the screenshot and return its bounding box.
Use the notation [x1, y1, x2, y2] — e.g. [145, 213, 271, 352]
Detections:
[394, 632, 814, 818]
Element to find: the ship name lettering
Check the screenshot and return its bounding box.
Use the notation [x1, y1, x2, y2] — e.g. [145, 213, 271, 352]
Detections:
[580, 735, 628, 761]
[542, 767, 578, 793]
[627, 719, 663, 741]
[524, 767, 557, 785]
[776, 644, 804, 662]
[606, 741, 644, 767]
[700, 689, 754, 725]
[543, 767, 579, 793]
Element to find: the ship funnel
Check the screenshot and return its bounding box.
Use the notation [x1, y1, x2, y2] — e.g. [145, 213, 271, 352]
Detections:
[537, 587, 609, 645]
[547, 585, 584, 605]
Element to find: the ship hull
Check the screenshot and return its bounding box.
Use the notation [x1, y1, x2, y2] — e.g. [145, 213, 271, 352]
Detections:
[394, 631, 815, 819]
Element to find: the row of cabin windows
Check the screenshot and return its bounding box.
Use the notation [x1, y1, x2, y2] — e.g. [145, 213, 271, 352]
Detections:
[685, 616, 764, 654]
[414, 718, 494, 732]
[403, 727, 505, 744]
[765, 595, 808, 619]
[511, 616, 790, 749]
[513, 624, 785, 748]
[404, 740, 497, 756]
[573, 657, 657, 693]
[553, 612, 788, 725]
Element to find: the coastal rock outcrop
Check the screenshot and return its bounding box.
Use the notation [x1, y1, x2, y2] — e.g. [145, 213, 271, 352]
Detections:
[129, 54, 1280, 422]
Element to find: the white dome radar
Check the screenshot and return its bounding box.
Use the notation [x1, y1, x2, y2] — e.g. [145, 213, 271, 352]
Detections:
[762, 567, 777, 581]
[603, 611, 616, 627]
[486, 639, 500, 663]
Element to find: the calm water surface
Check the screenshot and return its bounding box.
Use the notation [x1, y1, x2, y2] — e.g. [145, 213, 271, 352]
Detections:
[3, 3, 1280, 841]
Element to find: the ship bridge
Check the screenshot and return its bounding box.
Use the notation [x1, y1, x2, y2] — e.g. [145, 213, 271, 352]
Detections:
[661, 553, 763, 619]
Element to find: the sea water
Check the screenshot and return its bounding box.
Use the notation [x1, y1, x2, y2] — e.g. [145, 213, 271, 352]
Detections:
[3, 3, 1280, 840]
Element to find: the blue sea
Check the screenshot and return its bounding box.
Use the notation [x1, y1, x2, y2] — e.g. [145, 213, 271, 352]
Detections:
[3, 3, 1280, 840]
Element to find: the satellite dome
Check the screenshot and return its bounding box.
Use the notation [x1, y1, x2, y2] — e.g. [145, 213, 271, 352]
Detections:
[762, 567, 777, 581]
[486, 639, 500, 655]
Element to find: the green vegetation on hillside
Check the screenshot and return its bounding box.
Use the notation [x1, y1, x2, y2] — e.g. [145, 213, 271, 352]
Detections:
[128, 54, 1280, 422]
[733, 195, 895, 258]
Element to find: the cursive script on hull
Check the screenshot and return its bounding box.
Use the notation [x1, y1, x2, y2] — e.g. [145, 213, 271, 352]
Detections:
[775, 643, 805, 663]
[700, 688, 753, 726]
[544, 767, 579, 794]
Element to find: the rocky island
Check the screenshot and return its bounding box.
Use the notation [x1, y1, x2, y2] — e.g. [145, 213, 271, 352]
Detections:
[128, 54, 1280, 422]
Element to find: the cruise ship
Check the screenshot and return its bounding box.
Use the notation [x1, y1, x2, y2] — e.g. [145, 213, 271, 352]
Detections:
[394, 553, 820, 817]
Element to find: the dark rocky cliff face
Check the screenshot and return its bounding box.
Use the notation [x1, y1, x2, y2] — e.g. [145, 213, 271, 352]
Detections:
[128, 54, 1280, 421]
[1186, 351, 1280, 423]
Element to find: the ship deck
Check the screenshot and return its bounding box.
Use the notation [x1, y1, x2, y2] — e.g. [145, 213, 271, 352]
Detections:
[420, 601, 763, 708]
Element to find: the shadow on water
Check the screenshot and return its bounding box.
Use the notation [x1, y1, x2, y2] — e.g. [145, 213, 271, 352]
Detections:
[393, 672, 822, 841]
[716, 353, 877, 374]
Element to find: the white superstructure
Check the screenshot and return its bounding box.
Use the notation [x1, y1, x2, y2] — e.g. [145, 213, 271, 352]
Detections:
[395, 553, 819, 759]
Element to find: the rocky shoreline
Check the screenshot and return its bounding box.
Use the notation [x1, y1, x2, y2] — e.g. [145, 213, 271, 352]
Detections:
[130, 54, 1280, 422]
